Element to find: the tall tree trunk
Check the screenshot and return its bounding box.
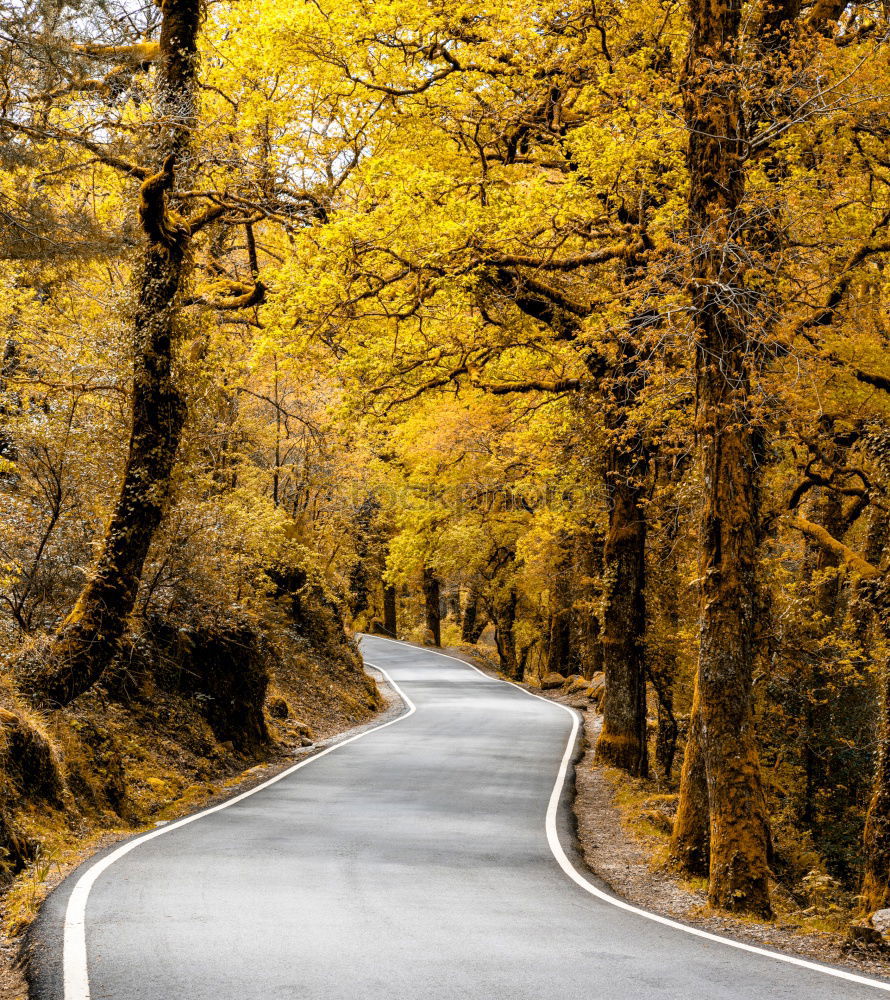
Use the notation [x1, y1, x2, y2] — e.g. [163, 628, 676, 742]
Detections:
[575, 527, 604, 678]
[652, 568, 680, 782]
[682, 0, 772, 916]
[383, 583, 397, 638]
[349, 559, 371, 619]
[652, 663, 678, 783]
[860, 508, 890, 913]
[862, 641, 890, 914]
[649, 474, 682, 782]
[670, 677, 710, 876]
[494, 589, 519, 679]
[348, 496, 379, 620]
[445, 587, 462, 624]
[423, 568, 441, 647]
[547, 537, 573, 676]
[461, 588, 487, 643]
[596, 415, 648, 776]
[547, 608, 572, 676]
[20, 0, 201, 709]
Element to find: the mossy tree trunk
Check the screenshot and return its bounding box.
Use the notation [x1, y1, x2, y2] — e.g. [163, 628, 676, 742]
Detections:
[862, 644, 890, 914]
[423, 567, 441, 647]
[461, 589, 478, 641]
[383, 583, 398, 638]
[20, 0, 201, 708]
[652, 658, 678, 783]
[784, 504, 888, 912]
[860, 513, 890, 913]
[652, 531, 680, 781]
[670, 677, 710, 876]
[596, 336, 649, 778]
[349, 560, 371, 619]
[348, 496, 379, 620]
[445, 587, 462, 624]
[461, 587, 487, 643]
[650, 468, 684, 782]
[575, 526, 604, 678]
[547, 535, 574, 677]
[681, 0, 772, 917]
[494, 589, 519, 679]
[596, 474, 648, 776]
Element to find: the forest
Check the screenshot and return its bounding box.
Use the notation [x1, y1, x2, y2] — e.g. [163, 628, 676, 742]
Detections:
[0, 0, 889, 961]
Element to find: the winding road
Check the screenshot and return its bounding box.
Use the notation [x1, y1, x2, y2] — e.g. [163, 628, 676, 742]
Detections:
[31, 636, 890, 999]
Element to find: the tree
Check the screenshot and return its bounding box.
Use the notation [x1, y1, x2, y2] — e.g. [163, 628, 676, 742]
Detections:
[677, 0, 774, 917]
[17, 0, 204, 707]
[423, 568, 442, 647]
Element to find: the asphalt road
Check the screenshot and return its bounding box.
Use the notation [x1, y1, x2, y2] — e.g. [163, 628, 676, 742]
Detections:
[32, 636, 890, 999]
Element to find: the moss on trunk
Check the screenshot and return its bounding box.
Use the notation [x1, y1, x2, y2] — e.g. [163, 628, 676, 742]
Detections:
[382, 584, 398, 638]
[494, 589, 519, 679]
[671, 679, 710, 876]
[680, 0, 773, 917]
[423, 568, 441, 647]
[461, 589, 487, 644]
[862, 605, 890, 913]
[596, 477, 648, 777]
[547, 536, 574, 677]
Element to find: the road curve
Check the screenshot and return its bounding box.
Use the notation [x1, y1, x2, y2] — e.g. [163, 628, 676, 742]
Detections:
[31, 636, 890, 1000]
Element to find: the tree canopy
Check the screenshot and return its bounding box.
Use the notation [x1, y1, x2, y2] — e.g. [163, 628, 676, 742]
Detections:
[1, 0, 890, 929]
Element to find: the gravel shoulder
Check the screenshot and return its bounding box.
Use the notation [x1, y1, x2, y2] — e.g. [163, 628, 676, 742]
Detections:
[570, 709, 890, 980]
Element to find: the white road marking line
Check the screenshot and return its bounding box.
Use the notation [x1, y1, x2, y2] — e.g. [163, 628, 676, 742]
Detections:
[61, 663, 415, 1000]
[364, 634, 890, 994]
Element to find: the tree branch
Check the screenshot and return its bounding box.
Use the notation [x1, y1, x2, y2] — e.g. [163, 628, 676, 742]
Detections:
[484, 243, 633, 271]
[789, 516, 881, 578]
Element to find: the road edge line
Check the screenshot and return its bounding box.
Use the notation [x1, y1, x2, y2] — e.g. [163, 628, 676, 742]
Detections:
[363, 634, 890, 994]
[61, 662, 414, 1000]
